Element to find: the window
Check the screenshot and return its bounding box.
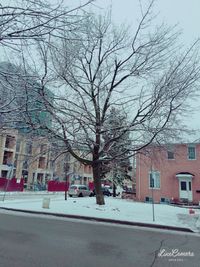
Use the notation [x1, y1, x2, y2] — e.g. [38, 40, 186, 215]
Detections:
[25, 142, 32, 155]
[38, 157, 46, 169]
[167, 151, 174, 159]
[181, 181, 187, 191]
[188, 145, 196, 160]
[3, 151, 13, 165]
[70, 185, 77, 189]
[16, 140, 21, 152]
[149, 171, 160, 189]
[5, 135, 15, 149]
[1, 170, 8, 178]
[189, 181, 191, 191]
[145, 196, 153, 203]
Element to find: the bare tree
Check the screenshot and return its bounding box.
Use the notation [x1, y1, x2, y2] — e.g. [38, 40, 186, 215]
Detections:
[0, 0, 94, 46]
[0, 0, 94, 129]
[23, 1, 200, 205]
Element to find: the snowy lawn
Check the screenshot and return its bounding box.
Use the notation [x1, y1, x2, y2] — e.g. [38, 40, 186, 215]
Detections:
[0, 194, 200, 232]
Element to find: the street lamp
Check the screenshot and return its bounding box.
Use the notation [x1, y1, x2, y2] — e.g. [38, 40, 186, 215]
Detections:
[2, 163, 14, 201]
[150, 171, 155, 222]
[65, 172, 73, 200]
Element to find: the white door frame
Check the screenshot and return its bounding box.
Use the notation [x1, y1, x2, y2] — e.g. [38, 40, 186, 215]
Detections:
[178, 176, 193, 201]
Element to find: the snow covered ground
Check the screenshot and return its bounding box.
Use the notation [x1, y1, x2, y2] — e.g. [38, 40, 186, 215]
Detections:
[0, 193, 200, 233]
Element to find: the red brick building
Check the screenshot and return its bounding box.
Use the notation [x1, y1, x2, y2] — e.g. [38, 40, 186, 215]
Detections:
[135, 143, 200, 204]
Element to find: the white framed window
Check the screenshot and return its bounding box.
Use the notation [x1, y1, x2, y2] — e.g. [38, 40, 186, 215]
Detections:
[188, 145, 196, 160]
[149, 171, 160, 189]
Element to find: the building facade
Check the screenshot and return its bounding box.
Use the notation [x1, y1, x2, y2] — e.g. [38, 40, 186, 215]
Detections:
[0, 129, 94, 189]
[136, 144, 200, 204]
[0, 129, 53, 188]
[53, 151, 93, 186]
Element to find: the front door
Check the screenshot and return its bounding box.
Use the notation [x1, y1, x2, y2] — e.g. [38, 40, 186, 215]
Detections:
[179, 179, 193, 201]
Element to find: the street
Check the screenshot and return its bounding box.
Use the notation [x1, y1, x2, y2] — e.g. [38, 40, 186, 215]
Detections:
[0, 211, 199, 267]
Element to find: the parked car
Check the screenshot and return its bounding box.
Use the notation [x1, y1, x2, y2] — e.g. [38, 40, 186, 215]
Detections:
[93, 186, 112, 196]
[104, 185, 122, 196]
[103, 185, 113, 195]
[68, 185, 93, 197]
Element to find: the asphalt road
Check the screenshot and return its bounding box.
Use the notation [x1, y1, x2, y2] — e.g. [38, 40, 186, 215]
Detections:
[0, 211, 199, 267]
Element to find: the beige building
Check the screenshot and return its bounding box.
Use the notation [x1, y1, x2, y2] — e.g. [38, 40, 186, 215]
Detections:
[0, 128, 94, 189]
[0, 129, 53, 188]
[0, 129, 17, 179]
[0, 128, 135, 190]
[53, 151, 93, 185]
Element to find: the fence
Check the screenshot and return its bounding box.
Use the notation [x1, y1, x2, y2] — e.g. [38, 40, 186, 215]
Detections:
[0, 178, 24, 192]
[48, 181, 69, 192]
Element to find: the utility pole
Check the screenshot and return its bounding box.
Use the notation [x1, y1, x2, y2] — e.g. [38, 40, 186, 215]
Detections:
[2, 164, 13, 201]
[150, 160, 155, 222]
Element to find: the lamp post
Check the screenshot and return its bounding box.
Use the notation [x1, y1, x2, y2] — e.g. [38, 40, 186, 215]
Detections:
[2, 163, 13, 201]
[150, 172, 155, 222]
[65, 174, 69, 200]
[65, 171, 73, 200]
[150, 161, 155, 222]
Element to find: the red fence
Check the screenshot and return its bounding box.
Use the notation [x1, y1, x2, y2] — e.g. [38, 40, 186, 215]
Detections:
[0, 178, 24, 192]
[48, 181, 69, 192]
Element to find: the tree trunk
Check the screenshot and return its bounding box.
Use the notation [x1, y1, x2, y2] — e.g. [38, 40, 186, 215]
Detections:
[113, 183, 116, 197]
[93, 162, 105, 205]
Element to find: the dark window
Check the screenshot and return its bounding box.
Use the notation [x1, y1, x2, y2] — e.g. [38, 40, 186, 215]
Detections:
[181, 181, 187, 191]
[38, 157, 46, 169]
[70, 185, 77, 189]
[167, 151, 174, 159]
[189, 181, 191, 191]
[145, 196, 153, 203]
[3, 151, 13, 165]
[149, 173, 154, 188]
[1, 170, 8, 178]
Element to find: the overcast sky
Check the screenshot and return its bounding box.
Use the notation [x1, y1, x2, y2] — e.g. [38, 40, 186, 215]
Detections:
[89, 0, 200, 44]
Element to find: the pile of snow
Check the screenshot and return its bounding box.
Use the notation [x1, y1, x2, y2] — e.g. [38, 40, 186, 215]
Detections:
[0, 194, 199, 232]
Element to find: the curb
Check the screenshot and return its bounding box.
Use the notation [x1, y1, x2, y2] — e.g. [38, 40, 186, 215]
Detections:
[0, 207, 194, 233]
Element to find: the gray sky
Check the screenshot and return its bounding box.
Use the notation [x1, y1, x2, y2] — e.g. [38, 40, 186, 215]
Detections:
[90, 0, 200, 45]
